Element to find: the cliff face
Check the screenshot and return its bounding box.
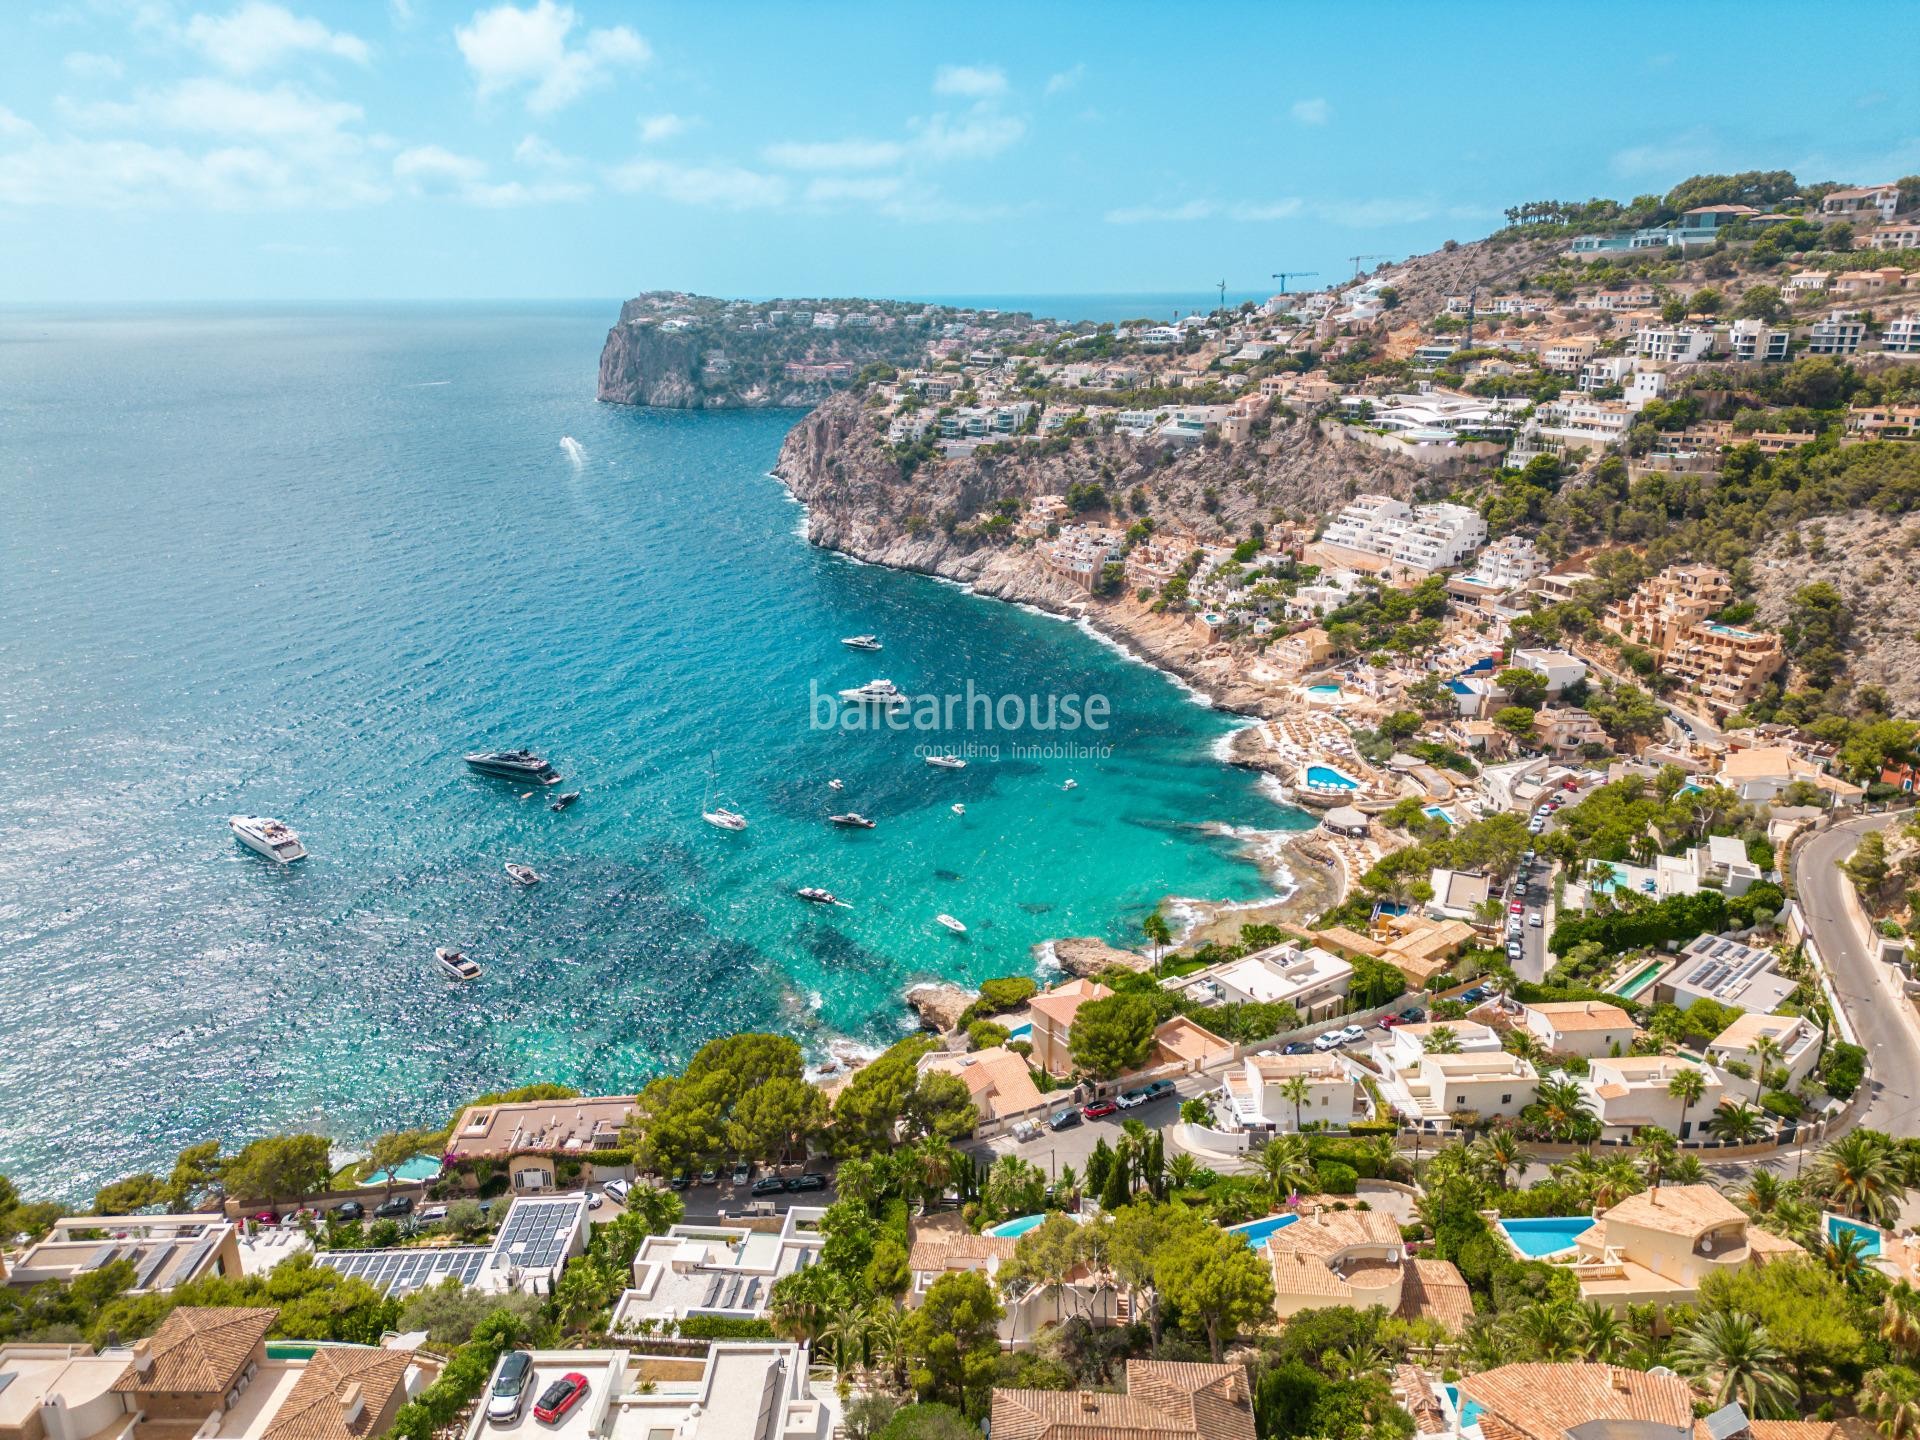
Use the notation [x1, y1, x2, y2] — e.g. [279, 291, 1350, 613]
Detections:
[775, 394, 1429, 713]
[597, 313, 845, 408]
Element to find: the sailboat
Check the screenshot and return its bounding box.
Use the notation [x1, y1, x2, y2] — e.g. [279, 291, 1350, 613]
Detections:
[701, 756, 748, 831]
[935, 914, 968, 934]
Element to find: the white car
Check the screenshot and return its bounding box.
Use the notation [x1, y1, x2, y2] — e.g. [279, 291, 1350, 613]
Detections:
[1337, 1024, 1367, 1045]
[603, 1179, 631, 1205]
[1313, 1032, 1343, 1051]
[1528, 913, 1543, 927]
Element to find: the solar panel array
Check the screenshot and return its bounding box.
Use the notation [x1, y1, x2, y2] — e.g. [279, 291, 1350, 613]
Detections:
[313, 1246, 490, 1295]
[487, 1197, 581, 1276]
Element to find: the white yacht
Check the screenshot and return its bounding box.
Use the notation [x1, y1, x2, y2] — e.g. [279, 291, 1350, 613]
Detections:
[838, 679, 908, 707]
[229, 815, 307, 864]
[505, 862, 541, 886]
[935, 914, 968, 934]
[703, 807, 748, 832]
[924, 753, 966, 770]
[951, 803, 965, 816]
[437, 948, 482, 981]
[841, 635, 882, 652]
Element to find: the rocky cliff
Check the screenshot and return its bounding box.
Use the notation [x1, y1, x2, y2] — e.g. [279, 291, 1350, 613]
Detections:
[775, 393, 1430, 714]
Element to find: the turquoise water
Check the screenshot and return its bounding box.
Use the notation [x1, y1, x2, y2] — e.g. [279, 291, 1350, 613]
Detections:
[1305, 765, 1358, 789]
[1226, 1213, 1301, 1248]
[1306, 684, 1341, 697]
[1446, 679, 1475, 695]
[0, 303, 1308, 1200]
[1827, 1214, 1884, 1255]
[1617, 960, 1667, 1000]
[987, 1214, 1049, 1238]
[386, 1155, 442, 1183]
[1445, 1387, 1485, 1429]
[1422, 806, 1455, 825]
[1498, 1215, 1595, 1257]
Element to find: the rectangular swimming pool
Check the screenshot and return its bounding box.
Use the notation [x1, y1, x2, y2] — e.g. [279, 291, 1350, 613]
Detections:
[1226, 1213, 1301, 1249]
[1497, 1215, 1595, 1257]
[1826, 1214, 1884, 1255]
[1616, 959, 1666, 1001]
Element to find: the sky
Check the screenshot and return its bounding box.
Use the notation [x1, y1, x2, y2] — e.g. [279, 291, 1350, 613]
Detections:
[0, 0, 1916, 302]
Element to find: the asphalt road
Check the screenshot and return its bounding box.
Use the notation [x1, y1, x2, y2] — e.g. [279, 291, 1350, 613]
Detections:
[1793, 809, 1920, 1138]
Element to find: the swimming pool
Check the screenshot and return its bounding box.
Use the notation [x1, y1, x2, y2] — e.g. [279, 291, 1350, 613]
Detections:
[1445, 1386, 1485, 1429]
[1305, 764, 1359, 789]
[1616, 959, 1666, 1001]
[1422, 806, 1456, 825]
[1225, 1213, 1301, 1249]
[386, 1154, 442, 1183]
[988, 1213, 1049, 1238]
[1306, 683, 1342, 697]
[1827, 1214, 1884, 1255]
[1446, 679, 1475, 695]
[1497, 1215, 1595, 1258]
[266, 1342, 320, 1361]
[1006, 1021, 1032, 1041]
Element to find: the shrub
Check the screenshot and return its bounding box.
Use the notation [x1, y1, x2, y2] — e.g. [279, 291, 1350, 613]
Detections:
[966, 1020, 1009, 1051]
[675, 1315, 776, 1341]
[1314, 1161, 1358, 1195]
[1821, 1040, 1867, 1099]
[1761, 1089, 1804, 1120]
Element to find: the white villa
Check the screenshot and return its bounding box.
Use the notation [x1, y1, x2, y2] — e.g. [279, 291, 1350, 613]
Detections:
[1577, 1056, 1727, 1140]
[1175, 940, 1353, 1019]
[1519, 1001, 1635, 1059]
[1373, 1023, 1538, 1130]
[1707, 1012, 1823, 1092]
[610, 1209, 825, 1337]
[1218, 1053, 1364, 1137]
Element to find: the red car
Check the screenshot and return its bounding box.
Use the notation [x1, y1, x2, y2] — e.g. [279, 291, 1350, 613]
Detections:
[534, 1373, 590, 1425]
[1081, 1100, 1118, 1120]
[1509, 901, 1525, 914]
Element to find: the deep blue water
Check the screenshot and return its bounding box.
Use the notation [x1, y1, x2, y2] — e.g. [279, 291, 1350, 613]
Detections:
[0, 302, 1307, 1200]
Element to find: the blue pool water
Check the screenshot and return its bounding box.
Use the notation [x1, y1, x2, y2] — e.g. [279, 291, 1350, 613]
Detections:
[1446, 679, 1475, 695]
[988, 1214, 1050, 1238]
[1498, 1215, 1595, 1257]
[1445, 1387, 1484, 1428]
[1306, 684, 1341, 697]
[1305, 765, 1359, 789]
[386, 1155, 442, 1183]
[0, 304, 1312, 1201]
[1827, 1214, 1884, 1255]
[1422, 806, 1455, 825]
[1226, 1213, 1301, 1248]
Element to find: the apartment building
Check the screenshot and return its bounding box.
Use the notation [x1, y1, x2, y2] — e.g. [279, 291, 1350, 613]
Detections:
[1313, 495, 1489, 575]
[1541, 336, 1601, 372]
[1883, 314, 1920, 354]
[1040, 525, 1124, 593]
[1727, 317, 1792, 363]
[1804, 310, 1869, 355]
[1863, 222, 1920, 251]
[4, 1216, 242, 1296]
[1822, 183, 1902, 223]
[1601, 565, 1784, 715]
[1634, 325, 1716, 364]
[1847, 403, 1920, 441]
[1464, 535, 1549, 590]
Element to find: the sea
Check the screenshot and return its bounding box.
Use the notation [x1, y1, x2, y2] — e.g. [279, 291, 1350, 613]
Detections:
[0, 299, 1311, 1201]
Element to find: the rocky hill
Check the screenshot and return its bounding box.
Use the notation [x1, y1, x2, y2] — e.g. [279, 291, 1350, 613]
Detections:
[1752, 510, 1920, 711]
[1374, 232, 1568, 323]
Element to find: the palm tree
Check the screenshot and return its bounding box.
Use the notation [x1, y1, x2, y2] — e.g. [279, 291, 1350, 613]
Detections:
[1676, 1309, 1798, 1419]
[1471, 1129, 1530, 1191]
[1731, 1167, 1784, 1216]
[1142, 909, 1172, 977]
[1504, 1029, 1547, 1066]
[911, 1137, 958, 1212]
[1637, 1127, 1679, 1188]
[1861, 1366, 1920, 1440]
[1883, 1285, 1920, 1364]
[1572, 1299, 1631, 1363]
[1252, 1134, 1314, 1209]
[820, 1309, 870, 1380]
[1530, 1077, 1597, 1142]
[860, 1299, 907, 1387]
[1749, 1034, 1783, 1106]
[1668, 1154, 1707, 1187]
[1668, 1067, 1707, 1143]
[1814, 1131, 1903, 1226]
[1822, 1227, 1877, 1289]
[1166, 1153, 1200, 1191]
[1055, 1164, 1082, 1210]
[1279, 1076, 1311, 1132]
[1503, 1298, 1581, 1361]
[1707, 1101, 1768, 1145]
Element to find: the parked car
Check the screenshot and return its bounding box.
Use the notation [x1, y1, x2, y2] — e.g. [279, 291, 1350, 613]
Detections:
[1082, 1100, 1119, 1120]
[668, 1171, 690, 1191]
[374, 1195, 414, 1220]
[603, 1178, 631, 1205]
[1529, 913, 1544, 927]
[783, 1173, 827, 1192]
[1312, 1032, 1343, 1052]
[1376, 1014, 1400, 1030]
[1116, 1089, 1148, 1109]
[1398, 1007, 1425, 1023]
[1337, 1024, 1367, 1044]
[1509, 900, 1525, 914]
[750, 1175, 786, 1196]
[1049, 1107, 1083, 1131]
[731, 1162, 751, 1186]
[584, 1192, 602, 1211]
[1143, 1079, 1177, 1102]
[697, 1167, 719, 1186]
[1282, 1042, 1311, 1055]
[487, 1352, 535, 1424]
[418, 1203, 449, 1223]
[1461, 987, 1489, 1004]
[533, 1373, 590, 1426]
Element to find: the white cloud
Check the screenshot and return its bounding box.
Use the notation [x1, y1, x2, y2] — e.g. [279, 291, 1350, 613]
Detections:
[1104, 199, 1214, 224]
[63, 51, 125, 80]
[1231, 198, 1303, 222]
[933, 64, 1005, 98]
[455, 1, 649, 114]
[1044, 64, 1083, 96]
[0, 106, 40, 139]
[1290, 97, 1330, 126]
[184, 3, 370, 73]
[61, 78, 365, 141]
[607, 156, 788, 209]
[911, 111, 1023, 161]
[514, 133, 580, 169]
[394, 143, 588, 205]
[762, 137, 906, 171]
[1610, 129, 1717, 180]
[803, 175, 905, 205]
[637, 112, 687, 143]
[0, 135, 385, 209]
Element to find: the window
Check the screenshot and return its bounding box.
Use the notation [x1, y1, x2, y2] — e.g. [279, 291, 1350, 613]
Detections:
[1502, 1094, 1512, 1104]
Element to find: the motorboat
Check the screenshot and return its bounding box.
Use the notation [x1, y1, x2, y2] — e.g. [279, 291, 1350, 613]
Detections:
[229, 815, 307, 864]
[838, 679, 908, 707]
[924, 754, 966, 770]
[951, 804, 965, 816]
[549, 791, 581, 812]
[828, 779, 844, 791]
[935, 914, 968, 934]
[828, 813, 875, 829]
[465, 750, 559, 783]
[505, 862, 541, 887]
[1062, 779, 1078, 790]
[703, 808, 749, 831]
[437, 948, 482, 981]
[796, 887, 850, 907]
[840, 635, 882, 651]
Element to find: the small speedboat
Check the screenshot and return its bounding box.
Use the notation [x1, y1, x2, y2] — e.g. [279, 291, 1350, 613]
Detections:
[841, 635, 882, 652]
[704, 808, 748, 832]
[828, 813, 876, 829]
[935, 914, 968, 934]
[549, 791, 581, 812]
[925, 754, 966, 770]
[797, 887, 850, 907]
[1062, 779, 1078, 791]
[828, 779, 844, 791]
[437, 948, 482, 981]
[505, 862, 541, 887]
[951, 804, 965, 816]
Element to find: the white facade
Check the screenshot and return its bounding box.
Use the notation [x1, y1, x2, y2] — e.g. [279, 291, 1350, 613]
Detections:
[1727, 318, 1792, 363]
[1318, 495, 1488, 573]
[1513, 647, 1587, 695]
[1635, 326, 1717, 364]
[1707, 1013, 1821, 1092]
[1881, 314, 1920, 355]
[1805, 310, 1868, 355]
[1578, 1056, 1727, 1140]
[1521, 1001, 1636, 1059]
[1463, 536, 1548, 591]
[1178, 941, 1353, 1017]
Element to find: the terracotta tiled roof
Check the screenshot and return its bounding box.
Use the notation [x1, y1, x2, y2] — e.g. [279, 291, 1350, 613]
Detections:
[1271, 1248, 1355, 1301]
[263, 1349, 414, 1440]
[1461, 1363, 1694, 1440]
[1266, 1206, 1402, 1259]
[113, 1308, 276, 1396]
[908, 1224, 1017, 1274]
[1028, 978, 1113, 1027]
[1526, 1001, 1632, 1031]
[1694, 1423, 1839, 1440]
[1394, 1365, 1448, 1433]
[1598, 1184, 1746, 1238]
[991, 1359, 1253, 1440]
[1398, 1258, 1475, 1333]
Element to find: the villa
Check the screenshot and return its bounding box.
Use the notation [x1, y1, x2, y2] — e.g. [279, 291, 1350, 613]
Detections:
[4, 1215, 242, 1296]
[1718, 745, 1863, 806]
[1577, 1056, 1727, 1140]
[1660, 934, 1798, 1016]
[1511, 648, 1586, 694]
[610, 1209, 825, 1337]
[1707, 1012, 1823, 1091]
[1175, 939, 1353, 1019]
[445, 1094, 638, 1195]
[1574, 837, 1764, 908]
[1519, 1000, 1635, 1059]
[1455, 1362, 1695, 1440]
[1218, 1053, 1364, 1136]
[1374, 1026, 1539, 1130]
[992, 1360, 1255, 1440]
[907, 1223, 1109, 1347]
[1568, 1184, 1802, 1312]
[313, 1195, 589, 1298]
[1027, 977, 1111, 1076]
[1426, 868, 1492, 922]
[919, 1045, 1048, 1125]
[1316, 914, 1473, 987]
[1267, 1205, 1475, 1333]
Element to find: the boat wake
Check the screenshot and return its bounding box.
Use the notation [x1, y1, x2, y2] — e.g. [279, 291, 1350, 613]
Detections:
[559, 436, 586, 467]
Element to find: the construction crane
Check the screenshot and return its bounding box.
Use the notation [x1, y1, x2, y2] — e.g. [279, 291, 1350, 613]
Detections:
[1269, 270, 1318, 293]
[1348, 253, 1392, 278]
[1217, 279, 1228, 311]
